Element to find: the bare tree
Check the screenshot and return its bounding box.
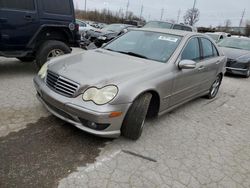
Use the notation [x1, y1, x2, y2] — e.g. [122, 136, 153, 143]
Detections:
[183, 8, 200, 26]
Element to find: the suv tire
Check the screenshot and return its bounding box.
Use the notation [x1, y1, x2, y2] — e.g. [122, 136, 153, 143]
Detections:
[36, 40, 71, 67]
[17, 57, 35, 62]
[121, 93, 152, 140]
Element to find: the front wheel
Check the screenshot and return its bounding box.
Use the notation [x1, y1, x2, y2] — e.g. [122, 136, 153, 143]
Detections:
[121, 93, 152, 140]
[36, 40, 71, 68]
[206, 75, 222, 99]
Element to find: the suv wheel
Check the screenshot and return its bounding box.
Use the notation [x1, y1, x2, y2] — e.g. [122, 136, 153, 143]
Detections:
[206, 75, 222, 99]
[36, 40, 71, 67]
[121, 93, 152, 140]
[17, 57, 35, 62]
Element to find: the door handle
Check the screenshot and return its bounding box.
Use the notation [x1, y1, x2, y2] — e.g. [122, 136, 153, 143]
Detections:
[216, 60, 220, 64]
[198, 66, 205, 71]
[24, 15, 33, 21]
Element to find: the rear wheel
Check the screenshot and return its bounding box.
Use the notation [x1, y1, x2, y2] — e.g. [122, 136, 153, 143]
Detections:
[121, 93, 152, 140]
[206, 75, 222, 99]
[36, 40, 71, 67]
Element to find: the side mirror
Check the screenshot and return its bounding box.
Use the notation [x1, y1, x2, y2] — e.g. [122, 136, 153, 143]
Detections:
[178, 59, 196, 69]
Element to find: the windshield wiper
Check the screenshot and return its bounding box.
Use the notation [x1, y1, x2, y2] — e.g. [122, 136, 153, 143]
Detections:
[105, 49, 149, 59]
[117, 51, 149, 59]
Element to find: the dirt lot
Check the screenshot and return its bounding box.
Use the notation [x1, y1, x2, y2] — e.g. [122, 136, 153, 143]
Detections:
[0, 53, 250, 188]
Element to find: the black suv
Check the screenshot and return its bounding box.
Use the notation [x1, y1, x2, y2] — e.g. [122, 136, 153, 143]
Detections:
[0, 0, 79, 67]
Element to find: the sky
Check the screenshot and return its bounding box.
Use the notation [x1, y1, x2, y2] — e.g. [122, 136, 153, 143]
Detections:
[73, 0, 250, 27]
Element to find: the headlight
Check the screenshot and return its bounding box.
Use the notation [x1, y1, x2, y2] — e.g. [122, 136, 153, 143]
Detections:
[98, 36, 107, 40]
[38, 63, 48, 79]
[82, 85, 118, 105]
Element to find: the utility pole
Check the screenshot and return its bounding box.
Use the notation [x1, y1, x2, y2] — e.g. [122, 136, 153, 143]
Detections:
[239, 9, 246, 27]
[126, 0, 130, 19]
[160, 8, 164, 21]
[176, 9, 181, 23]
[84, 0, 87, 14]
[191, 0, 197, 25]
[140, 4, 144, 20]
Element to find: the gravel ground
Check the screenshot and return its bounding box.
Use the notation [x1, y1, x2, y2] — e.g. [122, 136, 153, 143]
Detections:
[0, 53, 250, 188]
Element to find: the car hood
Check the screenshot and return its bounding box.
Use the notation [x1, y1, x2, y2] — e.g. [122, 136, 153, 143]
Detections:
[219, 47, 250, 60]
[48, 49, 161, 89]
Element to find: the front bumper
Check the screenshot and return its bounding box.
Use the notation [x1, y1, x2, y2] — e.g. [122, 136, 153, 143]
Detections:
[34, 76, 131, 138]
[226, 67, 249, 76]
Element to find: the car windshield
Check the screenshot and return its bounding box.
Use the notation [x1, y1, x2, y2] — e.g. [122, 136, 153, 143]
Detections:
[104, 30, 182, 63]
[143, 21, 173, 29]
[206, 34, 219, 41]
[218, 38, 250, 51]
[102, 24, 126, 32]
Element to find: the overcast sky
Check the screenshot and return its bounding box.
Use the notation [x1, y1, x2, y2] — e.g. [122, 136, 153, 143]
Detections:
[73, 0, 250, 27]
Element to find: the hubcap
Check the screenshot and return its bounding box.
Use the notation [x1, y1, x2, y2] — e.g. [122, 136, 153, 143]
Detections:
[47, 49, 64, 61]
[211, 77, 220, 97]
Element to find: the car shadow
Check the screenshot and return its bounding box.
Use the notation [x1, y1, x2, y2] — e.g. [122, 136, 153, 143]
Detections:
[0, 116, 112, 188]
[0, 58, 39, 76]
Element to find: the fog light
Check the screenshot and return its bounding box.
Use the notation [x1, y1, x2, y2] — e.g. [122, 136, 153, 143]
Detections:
[79, 118, 110, 130]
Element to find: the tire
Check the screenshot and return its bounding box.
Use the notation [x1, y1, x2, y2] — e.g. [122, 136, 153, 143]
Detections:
[17, 57, 35, 62]
[36, 40, 71, 67]
[121, 93, 152, 140]
[206, 75, 222, 99]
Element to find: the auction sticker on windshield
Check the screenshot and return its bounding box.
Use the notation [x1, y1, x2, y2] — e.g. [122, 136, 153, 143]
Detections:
[158, 36, 179, 42]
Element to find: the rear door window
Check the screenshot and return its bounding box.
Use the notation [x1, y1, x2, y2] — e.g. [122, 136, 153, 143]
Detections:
[42, 0, 71, 15]
[201, 38, 214, 59]
[0, 0, 35, 11]
[181, 38, 201, 61]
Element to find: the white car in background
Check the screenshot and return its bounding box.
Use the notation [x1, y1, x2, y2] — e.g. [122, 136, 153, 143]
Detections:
[76, 19, 98, 35]
[205, 32, 230, 43]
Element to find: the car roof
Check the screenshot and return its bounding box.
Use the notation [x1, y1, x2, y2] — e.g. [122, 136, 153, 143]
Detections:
[131, 27, 199, 37]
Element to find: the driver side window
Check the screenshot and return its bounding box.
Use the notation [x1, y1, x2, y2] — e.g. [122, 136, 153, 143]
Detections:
[181, 38, 200, 61]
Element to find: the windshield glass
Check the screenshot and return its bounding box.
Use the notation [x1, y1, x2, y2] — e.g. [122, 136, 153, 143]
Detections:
[206, 34, 219, 41]
[104, 30, 182, 62]
[143, 21, 173, 29]
[102, 24, 126, 32]
[218, 38, 250, 51]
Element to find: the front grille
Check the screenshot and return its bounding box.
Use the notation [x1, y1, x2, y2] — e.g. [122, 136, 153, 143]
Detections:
[226, 58, 236, 67]
[46, 71, 80, 97]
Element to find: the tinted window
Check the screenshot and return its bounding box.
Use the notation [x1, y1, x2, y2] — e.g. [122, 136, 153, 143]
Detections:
[201, 38, 213, 59]
[182, 38, 200, 61]
[0, 0, 35, 10]
[182, 26, 192, 31]
[173, 25, 182, 30]
[43, 0, 71, 15]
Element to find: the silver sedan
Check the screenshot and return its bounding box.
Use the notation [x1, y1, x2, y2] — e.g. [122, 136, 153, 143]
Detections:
[34, 28, 226, 140]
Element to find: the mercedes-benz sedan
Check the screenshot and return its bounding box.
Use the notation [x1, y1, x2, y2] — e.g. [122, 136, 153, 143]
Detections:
[34, 28, 226, 140]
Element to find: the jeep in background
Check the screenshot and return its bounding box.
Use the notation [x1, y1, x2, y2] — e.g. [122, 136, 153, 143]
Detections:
[0, 0, 80, 67]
